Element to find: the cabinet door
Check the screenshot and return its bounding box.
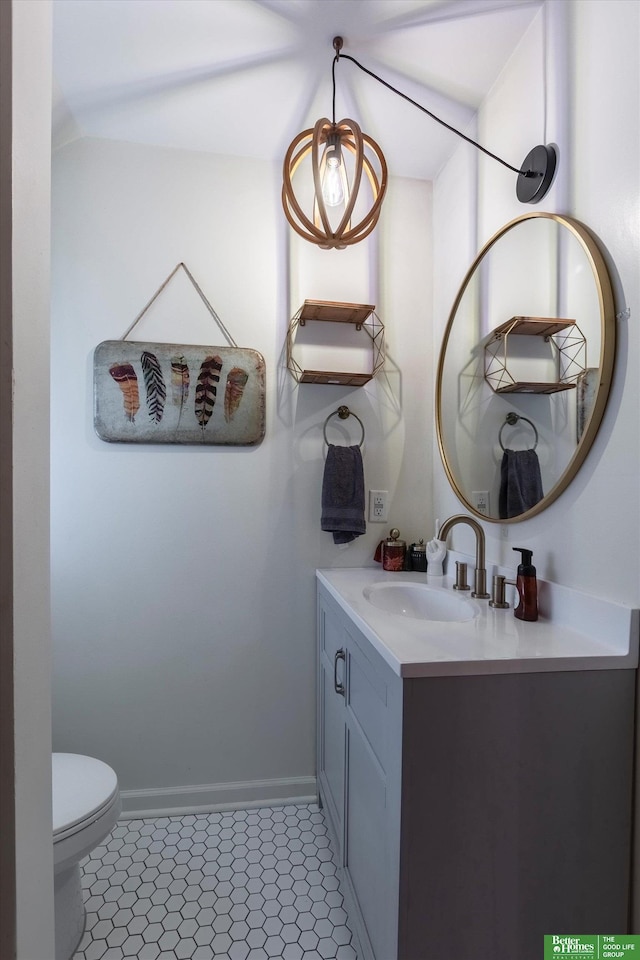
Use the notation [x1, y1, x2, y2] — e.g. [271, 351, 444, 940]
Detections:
[317, 596, 346, 849]
[343, 635, 395, 960]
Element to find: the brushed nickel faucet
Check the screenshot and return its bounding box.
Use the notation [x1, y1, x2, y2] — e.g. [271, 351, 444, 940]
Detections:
[437, 514, 490, 599]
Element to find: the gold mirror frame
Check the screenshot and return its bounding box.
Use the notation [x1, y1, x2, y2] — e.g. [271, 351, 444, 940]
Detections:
[436, 212, 616, 522]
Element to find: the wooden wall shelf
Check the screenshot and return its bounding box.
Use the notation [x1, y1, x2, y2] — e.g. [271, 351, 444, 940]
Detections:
[485, 315, 587, 395]
[491, 317, 576, 338]
[298, 300, 375, 327]
[286, 299, 385, 386]
[491, 381, 576, 395]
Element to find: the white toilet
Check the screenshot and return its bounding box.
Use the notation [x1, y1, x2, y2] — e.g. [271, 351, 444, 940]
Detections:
[53, 753, 121, 960]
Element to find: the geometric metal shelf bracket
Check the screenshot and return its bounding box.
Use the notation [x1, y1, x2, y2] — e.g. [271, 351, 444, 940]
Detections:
[286, 299, 386, 386]
[484, 316, 587, 395]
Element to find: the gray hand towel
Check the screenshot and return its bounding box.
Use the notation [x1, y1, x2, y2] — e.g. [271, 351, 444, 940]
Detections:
[321, 444, 366, 544]
[499, 448, 544, 519]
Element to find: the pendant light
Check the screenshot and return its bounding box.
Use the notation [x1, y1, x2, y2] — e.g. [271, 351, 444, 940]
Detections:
[282, 37, 558, 249]
[282, 39, 387, 250]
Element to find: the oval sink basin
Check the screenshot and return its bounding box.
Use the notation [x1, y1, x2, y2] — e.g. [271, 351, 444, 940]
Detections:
[363, 582, 479, 622]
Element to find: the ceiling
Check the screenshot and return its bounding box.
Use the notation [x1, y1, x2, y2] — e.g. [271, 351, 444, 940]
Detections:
[52, 0, 542, 181]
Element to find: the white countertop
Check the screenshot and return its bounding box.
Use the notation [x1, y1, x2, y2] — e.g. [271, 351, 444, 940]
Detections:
[317, 566, 639, 678]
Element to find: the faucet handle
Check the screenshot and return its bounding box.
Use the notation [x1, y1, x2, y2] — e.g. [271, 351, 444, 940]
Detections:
[489, 575, 510, 609]
[453, 561, 470, 591]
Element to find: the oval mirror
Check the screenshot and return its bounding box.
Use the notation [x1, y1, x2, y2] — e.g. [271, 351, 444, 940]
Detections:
[436, 212, 615, 522]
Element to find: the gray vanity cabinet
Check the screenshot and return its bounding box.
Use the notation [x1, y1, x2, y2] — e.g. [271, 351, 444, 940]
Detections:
[317, 582, 635, 960]
[317, 586, 403, 960]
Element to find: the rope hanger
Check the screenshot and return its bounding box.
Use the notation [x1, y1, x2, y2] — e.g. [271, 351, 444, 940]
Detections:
[120, 262, 238, 347]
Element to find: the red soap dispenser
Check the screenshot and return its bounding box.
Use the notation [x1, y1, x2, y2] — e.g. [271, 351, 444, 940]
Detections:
[512, 547, 538, 621]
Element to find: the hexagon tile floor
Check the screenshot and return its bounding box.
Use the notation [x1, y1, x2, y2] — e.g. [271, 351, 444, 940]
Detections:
[73, 803, 359, 960]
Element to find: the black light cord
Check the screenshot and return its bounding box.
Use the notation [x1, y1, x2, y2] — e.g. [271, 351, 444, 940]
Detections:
[331, 54, 338, 127]
[332, 48, 540, 180]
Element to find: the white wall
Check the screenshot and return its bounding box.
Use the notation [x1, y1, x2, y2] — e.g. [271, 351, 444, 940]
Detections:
[434, 0, 640, 603]
[435, 0, 640, 927]
[50, 137, 432, 804]
[9, 1, 56, 957]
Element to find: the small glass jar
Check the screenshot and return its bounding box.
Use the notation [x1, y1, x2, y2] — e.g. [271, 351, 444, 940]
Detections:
[374, 528, 406, 571]
[409, 539, 427, 572]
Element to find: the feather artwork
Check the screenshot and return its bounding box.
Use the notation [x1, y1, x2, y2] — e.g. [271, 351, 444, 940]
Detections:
[140, 350, 166, 423]
[195, 355, 223, 427]
[108, 363, 140, 423]
[224, 367, 249, 423]
[171, 356, 190, 415]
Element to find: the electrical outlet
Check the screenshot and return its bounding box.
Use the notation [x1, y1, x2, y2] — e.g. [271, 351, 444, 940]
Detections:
[472, 490, 490, 516]
[368, 490, 388, 522]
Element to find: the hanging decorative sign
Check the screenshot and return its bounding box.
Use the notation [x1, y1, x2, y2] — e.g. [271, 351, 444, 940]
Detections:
[93, 264, 265, 446]
[94, 340, 265, 445]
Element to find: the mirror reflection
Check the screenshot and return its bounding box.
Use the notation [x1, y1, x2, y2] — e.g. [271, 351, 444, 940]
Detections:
[436, 213, 615, 522]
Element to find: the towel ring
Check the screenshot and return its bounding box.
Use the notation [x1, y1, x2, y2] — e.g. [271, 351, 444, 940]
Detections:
[323, 405, 365, 448]
[499, 412, 539, 451]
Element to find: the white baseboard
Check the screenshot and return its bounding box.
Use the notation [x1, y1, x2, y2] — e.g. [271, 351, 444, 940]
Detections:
[119, 775, 317, 820]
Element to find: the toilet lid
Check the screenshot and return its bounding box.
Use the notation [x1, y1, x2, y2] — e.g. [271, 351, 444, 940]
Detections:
[52, 753, 119, 838]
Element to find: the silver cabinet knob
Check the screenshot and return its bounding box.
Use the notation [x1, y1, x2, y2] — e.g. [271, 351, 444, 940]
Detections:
[334, 649, 346, 696]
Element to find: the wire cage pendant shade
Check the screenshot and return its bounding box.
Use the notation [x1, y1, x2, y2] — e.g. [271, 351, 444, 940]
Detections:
[281, 36, 557, 249]
[282, 116, 388, 250]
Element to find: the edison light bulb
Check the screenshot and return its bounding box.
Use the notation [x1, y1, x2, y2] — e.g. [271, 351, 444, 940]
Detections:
[323, 153, 344, 207]
[321, 144, 349, 209]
